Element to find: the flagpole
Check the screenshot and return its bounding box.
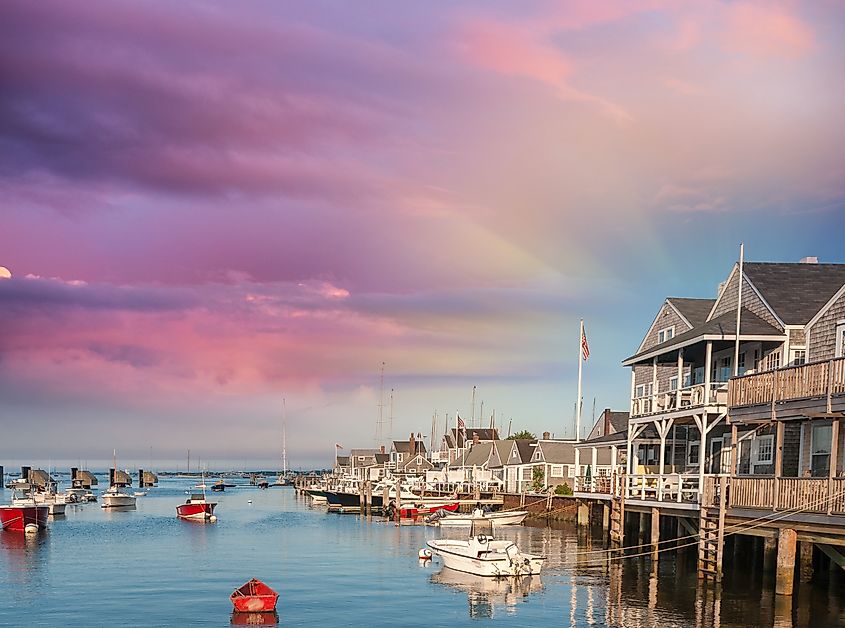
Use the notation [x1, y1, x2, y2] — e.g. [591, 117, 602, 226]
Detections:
[576, 319, 583, 443]
[733, 243, 744, 377]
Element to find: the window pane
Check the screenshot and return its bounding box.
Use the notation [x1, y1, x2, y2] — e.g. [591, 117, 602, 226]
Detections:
[812, 424, 832, 455]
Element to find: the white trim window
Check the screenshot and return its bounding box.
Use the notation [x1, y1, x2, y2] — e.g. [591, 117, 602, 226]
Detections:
[752, 435, 774, 465]
[658, 326, 675, 344]
[763, 350, 781, 372]
[550, 465, 564, 477]
[836, 322, 845, 359]
[789, 349, 806, 366]
[687, 441, 700, 466]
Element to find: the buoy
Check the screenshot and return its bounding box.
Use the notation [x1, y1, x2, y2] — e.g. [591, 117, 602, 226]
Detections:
[418, 548, 432, 560]
[24, 523, 38, 535]
[209, 515, 218, 523]
[247, 500, 253, 504]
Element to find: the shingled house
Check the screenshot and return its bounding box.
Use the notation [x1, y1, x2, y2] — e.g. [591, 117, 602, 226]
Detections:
[620, 259, 845, 507]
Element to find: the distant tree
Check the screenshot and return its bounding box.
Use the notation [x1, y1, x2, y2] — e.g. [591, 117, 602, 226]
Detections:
[507, 430, 536, 440]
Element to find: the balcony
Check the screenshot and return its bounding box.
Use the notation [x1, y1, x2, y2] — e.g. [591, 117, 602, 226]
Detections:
[631, 382, 728, 418]
[707, 476, 845, 516]
[728, 357, 845, 409]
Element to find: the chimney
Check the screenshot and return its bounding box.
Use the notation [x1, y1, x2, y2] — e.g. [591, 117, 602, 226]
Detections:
[604, 409, 611, 436]
[799, 256, 819, 264]
[472, 432, 479, 445]
[409, 432, 416, 455]
[543, 431, 550, 440]
[380, 445, 385, 454]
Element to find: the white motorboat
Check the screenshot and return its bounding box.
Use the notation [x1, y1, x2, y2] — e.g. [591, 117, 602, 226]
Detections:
[31, 492, 69, 516]
[426, 523, 545, 577]
[100, 486, 136, 509]
[431, 508, 528, 527]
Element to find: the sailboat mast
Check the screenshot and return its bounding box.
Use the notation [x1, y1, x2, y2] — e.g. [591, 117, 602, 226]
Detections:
[282, 398, 287, 476]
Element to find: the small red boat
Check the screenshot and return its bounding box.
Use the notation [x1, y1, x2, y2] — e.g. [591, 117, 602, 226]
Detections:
[230, 578, 279, 613]
[399, 501, 460, 520]
[0, 504, 49, 533]
[176, 493, 217, 521]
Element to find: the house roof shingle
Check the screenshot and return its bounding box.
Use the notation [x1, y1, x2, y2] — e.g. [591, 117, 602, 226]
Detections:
[624, 308, 784, 364]
[743, 262, 845, 325]
[668, 297, 716, 327]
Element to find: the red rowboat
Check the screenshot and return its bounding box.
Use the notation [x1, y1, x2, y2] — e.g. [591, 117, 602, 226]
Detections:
[176, 493, 217, 521]
[230, 578, 279, 613]
[0, 504, 49, 533]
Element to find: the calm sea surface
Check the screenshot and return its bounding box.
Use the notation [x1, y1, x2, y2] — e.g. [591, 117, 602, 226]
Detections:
[1, 477, 843, 627]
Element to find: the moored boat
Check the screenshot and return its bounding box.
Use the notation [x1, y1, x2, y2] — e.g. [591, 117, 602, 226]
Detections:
[0, 490, 49, 533]
[101, 485, 137, 509]
[430, 509, 528, 527]
[177, 493, 218, 521]
[230, 578, 279, 613]
[426, 522, 545, 577]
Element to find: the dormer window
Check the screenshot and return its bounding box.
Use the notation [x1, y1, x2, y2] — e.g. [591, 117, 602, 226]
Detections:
[657, 326, 675, 344]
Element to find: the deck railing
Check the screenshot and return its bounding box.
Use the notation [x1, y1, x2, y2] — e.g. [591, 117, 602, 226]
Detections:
[727, 476, 845, 515]
[624, 473, 701, 504]
[729, 357, 845, 408]
[631, 382, 728, 418]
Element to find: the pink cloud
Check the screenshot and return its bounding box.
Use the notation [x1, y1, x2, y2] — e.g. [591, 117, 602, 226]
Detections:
[723, 3, 813, 59]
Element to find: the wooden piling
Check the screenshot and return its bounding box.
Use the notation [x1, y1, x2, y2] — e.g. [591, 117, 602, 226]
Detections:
[650, 508, 660, 558]
[799, 541, 813, 583]
[776, 528, 797, 596]
[577, 501, 589, 526]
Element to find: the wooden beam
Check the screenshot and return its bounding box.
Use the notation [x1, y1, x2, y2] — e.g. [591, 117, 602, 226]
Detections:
[677, 516, 697, 536]
[776, 528, 797, 596]
[816, 543, 845, 571]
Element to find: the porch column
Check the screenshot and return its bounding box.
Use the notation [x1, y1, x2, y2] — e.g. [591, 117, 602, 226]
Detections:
[610, 445, 618, 474]
[591, 446, 598, 491]
[704, 340, 713, 404]
[626, 427, 633, 475]
[573, 448, 581, 491]
[730, 423, 738, 477]
[829, 418, 840, 515]
[676, 348, 684, 408]
[630, 368, 636, 415]
[695, 413, 708, 497]
[775, 420, 784, 510]
[652, 357, 658, 410]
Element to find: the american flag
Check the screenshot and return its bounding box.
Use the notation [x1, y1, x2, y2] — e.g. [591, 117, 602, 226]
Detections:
[581, 325, 590, 361]
[335, 443, 343, 449]
[457, 416, 465, 431]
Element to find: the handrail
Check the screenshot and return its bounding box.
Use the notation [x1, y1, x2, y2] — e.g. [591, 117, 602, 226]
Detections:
[729, 357, 845, 408]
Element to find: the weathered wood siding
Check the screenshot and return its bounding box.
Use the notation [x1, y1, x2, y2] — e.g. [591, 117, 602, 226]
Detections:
[638, 301, 693, 354]
[808, 292, 845, 361]
[712, 272, 782, 329]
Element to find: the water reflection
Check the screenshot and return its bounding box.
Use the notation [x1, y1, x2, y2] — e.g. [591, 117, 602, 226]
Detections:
[430, 567, 543, 618]
[231, 611, 279, 625]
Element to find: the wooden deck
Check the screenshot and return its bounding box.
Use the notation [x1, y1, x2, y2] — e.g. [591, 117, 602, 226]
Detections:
[729, 357, 845, 409]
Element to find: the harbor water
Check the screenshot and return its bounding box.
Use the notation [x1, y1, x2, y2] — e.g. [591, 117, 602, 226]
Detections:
[1, 478, 843, 627]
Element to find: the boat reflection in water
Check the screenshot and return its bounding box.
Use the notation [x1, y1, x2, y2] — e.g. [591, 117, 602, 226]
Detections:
[430, 567, 543, 619]
[230, 611, 279, 625]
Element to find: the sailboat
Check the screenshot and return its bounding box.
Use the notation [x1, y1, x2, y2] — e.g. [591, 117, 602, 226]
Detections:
[273, 399, 289, 487]
[101, 450, 137, 509]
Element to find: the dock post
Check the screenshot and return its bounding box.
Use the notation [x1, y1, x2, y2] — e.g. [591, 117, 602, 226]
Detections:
[764, 536, 777, 574]
[650, 508, 660, 558]
[800, 542, 813, 583]
[382, 485, 390, 516]
[639, 512, 648, 542]
[366, 481, 373, 517]
[577, 500, 589, 526]
[776, 528, 797, 596]
[602, 503, 610, 533]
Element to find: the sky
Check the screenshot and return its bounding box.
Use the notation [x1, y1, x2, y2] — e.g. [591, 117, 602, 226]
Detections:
[1, 0, 844, 470]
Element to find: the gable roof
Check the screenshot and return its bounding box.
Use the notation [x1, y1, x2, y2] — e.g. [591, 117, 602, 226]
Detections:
[392, 440, 427, 455]
[668, 298, 716, 327]
[586, 410, 630, 440]
[491, 440, 513, 468]
[536, 440, 577, 464]
[514, 439, 536, 464]
[624, 308, 784, 365]
[743, 263, 845, 325]
[456, 442, 495, 467]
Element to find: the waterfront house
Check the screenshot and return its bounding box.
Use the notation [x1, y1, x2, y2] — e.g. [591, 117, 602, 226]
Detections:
[390, 433, 427, 470]
[441, 427, 499, 465]
[502, 439, 537, 493]
[620, 260, 845, 507]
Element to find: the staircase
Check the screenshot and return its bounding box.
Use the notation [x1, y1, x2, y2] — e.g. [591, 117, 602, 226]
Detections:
[697, 476, 727, 581]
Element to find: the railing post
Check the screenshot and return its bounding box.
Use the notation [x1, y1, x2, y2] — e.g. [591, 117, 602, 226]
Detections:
[828, 359, 835, 414]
